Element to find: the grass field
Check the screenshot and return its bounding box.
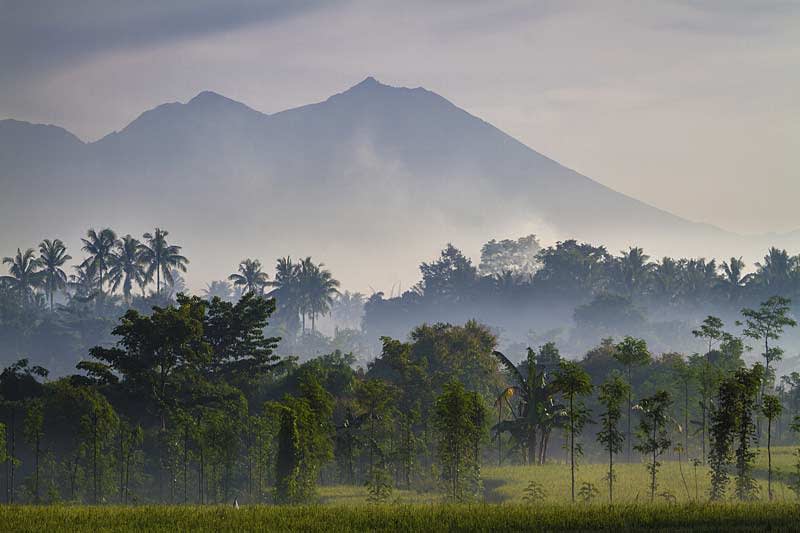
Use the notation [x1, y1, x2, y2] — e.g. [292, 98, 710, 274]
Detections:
[2, 503, 799, 532]
[3, 447, 798, 531]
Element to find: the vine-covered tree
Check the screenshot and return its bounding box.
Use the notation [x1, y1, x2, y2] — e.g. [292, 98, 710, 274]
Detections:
[433, 380, 486, 501]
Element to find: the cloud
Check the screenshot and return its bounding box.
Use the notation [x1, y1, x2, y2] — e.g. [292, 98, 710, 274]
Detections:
[0, 0, 335, 81]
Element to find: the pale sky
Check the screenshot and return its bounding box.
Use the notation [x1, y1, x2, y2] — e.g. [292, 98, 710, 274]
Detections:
[2, 0, 799, 234]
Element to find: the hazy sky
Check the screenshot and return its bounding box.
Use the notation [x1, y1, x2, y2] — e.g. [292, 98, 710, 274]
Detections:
[2, 0, 798, 234]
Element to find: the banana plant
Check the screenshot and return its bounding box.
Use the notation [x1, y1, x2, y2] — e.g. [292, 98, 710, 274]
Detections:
[492, 346, 563, 465]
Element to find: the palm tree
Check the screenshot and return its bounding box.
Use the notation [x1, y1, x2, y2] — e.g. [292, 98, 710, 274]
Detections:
[108, 235, 146, 305]
[719, 257, 751, 302]
[228, 259, 269, 295]
[38, 239, 71, 311]
[298, 257, 340, 332]
[139, 228, 189, 295]
[754, 247, 796, 295]
[616, 247, 652, 297]
[1, 248, 43, 303]
[80, 228, 117, 298]
[268, 256, 302, 336]
[651, 257, 681, 305]
[165, 268, 187, 298]
[68, 264, 100, 300]
[203, 280, 234, 301]
[331, 291, 365, 329]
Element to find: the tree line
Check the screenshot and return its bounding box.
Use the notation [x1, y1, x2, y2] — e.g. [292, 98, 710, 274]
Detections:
[1, 282, 800, 504]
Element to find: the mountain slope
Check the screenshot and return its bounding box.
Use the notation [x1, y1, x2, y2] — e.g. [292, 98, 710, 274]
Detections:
[0, 78, 780, 290]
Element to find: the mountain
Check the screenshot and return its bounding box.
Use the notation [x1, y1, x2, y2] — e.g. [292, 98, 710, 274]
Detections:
[0, 77, 790, 290]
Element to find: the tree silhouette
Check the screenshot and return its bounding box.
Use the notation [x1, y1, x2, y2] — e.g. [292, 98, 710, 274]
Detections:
[38, 239, 71, 311]
[139, 228, 188, 296]
[108, 235, 145, 305]
[80, 228, 117, 299]
[1, 248, 43, 304]
[228, 259, 269, 295]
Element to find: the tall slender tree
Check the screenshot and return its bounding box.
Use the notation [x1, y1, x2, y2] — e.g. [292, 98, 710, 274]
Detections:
[634, 390, 673, 502]
[38, 239, 71, 311]
[139, 228, 189, 295]
[553, 360, 593, 502]
[597, 373, 628, 503]
[108, 235, 146, 305]
[80, 228, 117, 298]
[740, 296, 796, 402]
[692, 315, 725, 463]
[613, 336, 651, 462]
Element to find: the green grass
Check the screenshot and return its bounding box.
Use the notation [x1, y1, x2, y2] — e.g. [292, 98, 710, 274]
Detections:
[3, 448, 798, 531]
[480, 446, 800, 504]
[1, 503, 799, 532]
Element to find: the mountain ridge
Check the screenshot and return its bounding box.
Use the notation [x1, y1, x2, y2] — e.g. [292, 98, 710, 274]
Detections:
[0, 77, 793, 290]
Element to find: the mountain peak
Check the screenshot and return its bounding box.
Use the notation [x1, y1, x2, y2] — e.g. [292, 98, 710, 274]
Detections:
[347, 76, 387, 92]
[188, 90, 241, 107]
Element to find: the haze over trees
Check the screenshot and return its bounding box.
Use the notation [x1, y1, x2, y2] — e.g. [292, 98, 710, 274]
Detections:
[2, 224, 800, 506]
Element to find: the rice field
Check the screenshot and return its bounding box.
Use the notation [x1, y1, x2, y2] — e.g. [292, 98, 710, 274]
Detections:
[2, 502, 799, 532]
[3, 448, 799, 531]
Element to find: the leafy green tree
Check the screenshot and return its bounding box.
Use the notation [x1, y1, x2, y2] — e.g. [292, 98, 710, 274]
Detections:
[273, 403, 300, 503]
[200, 293, 281, 386]
[228, 259, 269, 295]
[597, 373, 628, 503]
[708, 364, 763, 501]
[1, 248, 43, 304]
[139, 228, 189, 296]
[478, 234, 541, 277]
[354, 379, 396, 486]
[763, 394, 782, 501]
[433, 380, 486, 501]
[634, 390, 672, 502]
[115, 419, 143, 504]
[553, 360, 592, 502]
[0, 359, 48, 503]
[272, 374, 333, 503]
[692, 315, 725, 463]
[740, 296, 796, 401]
[613, 336, 651, 462]
[420, 244, 478, 302]
[23, 398, 45, 502]
[38, 239, 71, 311]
